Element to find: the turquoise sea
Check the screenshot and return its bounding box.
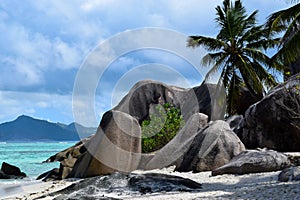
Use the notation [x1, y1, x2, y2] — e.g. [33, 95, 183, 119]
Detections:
[0, 141, 76, 182]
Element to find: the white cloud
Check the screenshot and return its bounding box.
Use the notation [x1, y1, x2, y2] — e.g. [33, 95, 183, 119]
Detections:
[0, 91, 74, 124]
[0, 0, 291, 125]
[80, 0, 116, 12]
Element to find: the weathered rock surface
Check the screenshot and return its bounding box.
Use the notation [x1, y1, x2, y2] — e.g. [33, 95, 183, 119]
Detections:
[176, 120, 245, 172]
[278, 166, 300, 182]
[212, 149, 291, 176]
[44, 137, 91, 163]
[68, 110, 141, 178]
[0, 162, 26, 179]
[239, 74, 300, 151]
[39, 136, 92, 181]
[48, 172, 201, 199]
[141, 113, 208, 170]
[128, 173, 202, 193]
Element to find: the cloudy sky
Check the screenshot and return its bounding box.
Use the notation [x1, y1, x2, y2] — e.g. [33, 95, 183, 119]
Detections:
[0, 0, 291, 127]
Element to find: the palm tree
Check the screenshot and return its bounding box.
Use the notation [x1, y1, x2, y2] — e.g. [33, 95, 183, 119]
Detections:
[266, 2, 300, 79]
[188, 0, 283, 115]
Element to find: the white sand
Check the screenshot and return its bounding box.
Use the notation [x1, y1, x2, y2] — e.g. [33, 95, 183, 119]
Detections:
[0, 180, 75, 200]
[2, 167, 300, 200]
[128, 167, 300, 200]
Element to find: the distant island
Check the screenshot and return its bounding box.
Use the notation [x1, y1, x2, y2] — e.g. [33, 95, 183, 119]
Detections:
[0, 115, 96, 141]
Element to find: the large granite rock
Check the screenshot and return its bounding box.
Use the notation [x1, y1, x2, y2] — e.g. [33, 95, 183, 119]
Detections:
[239, 74, 300, 151]
[140, 113, 208, 170]
[0, 162, 26, 179]
[212, 149, 291, 176]
[68, 110, 141, 178]
[40, 80, 225, 180]
[176, 120, 245, 172]
[114, 80, 225, 122]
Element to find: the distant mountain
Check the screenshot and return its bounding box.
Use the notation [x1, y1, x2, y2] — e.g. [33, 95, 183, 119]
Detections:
[0, 115, 97, 141]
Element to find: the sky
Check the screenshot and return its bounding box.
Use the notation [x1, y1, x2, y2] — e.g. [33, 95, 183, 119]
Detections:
[0, 0, 292, 127]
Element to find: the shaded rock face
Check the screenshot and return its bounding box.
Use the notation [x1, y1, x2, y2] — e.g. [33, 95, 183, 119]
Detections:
[176, 120, 245, 172]
[226, 115, 243, 130]
[48, 172, 201, 200]
[240, 74, 300, 151]
[0, 162, 26, 179]
[236, 87, 261, 115]
[212, 149, 291, 176]
[140, 113, 208, 170]
[278, 166, 300, 182]
[68, 110, 141, 178]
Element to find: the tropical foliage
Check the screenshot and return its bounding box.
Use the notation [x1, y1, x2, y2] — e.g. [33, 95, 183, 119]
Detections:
[266, 1, 300, 77]
[141, 103, 184, 153]
[188, 0, 283, 115]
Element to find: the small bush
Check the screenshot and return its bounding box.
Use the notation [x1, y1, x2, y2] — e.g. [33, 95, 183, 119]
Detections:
[141, 103, 185, 153]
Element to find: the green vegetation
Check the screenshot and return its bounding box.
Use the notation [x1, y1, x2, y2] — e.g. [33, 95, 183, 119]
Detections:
[266, 1, 300, 79]
[141, 103, 185, 153]
[187, 0, 284, 116]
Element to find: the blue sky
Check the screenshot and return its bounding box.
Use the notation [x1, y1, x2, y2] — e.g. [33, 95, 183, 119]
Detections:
[0, 0, 291, 127]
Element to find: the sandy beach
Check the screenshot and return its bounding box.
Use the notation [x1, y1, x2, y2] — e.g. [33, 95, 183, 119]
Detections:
[1, 179, 75, 200]
[2, 166, 299, 200]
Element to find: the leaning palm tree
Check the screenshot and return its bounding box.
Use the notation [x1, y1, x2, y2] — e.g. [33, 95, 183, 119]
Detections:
[266, 2, 300, 78]
[188, 0, 283, 115]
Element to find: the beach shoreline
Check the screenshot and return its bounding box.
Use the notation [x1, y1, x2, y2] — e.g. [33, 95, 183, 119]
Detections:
[2, 166, 299, 200]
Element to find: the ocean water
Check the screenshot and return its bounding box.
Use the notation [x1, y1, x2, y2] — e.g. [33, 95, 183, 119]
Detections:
[0, 141, 76, 182]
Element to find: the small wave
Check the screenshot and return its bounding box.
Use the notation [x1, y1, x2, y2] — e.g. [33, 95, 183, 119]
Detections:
[0, 142, 7, 144]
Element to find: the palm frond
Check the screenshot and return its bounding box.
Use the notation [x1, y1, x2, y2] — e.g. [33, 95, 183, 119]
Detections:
[280, 12, 300, 44]
[203, 52, 229, 81]
[227, 72, 243, 115]
[266, 3, 300, 31]
[251, 61, 277, 89]
[246, 38, 281, 50]
[237, 54, 264, 98]
[273, 29, 300, 64]
[187, 36, 228, 51]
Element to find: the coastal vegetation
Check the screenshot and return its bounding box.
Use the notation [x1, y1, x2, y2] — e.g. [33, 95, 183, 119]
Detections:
[141, 103, 184, 153]
[266, 1, 300, 79]
[188, 0, 299, 116]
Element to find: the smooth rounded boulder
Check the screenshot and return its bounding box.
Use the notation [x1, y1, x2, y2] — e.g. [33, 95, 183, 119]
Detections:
[176, 120, 245, 172]
[68, 110, 141, 178]
[212, 149, 291, 176]
[0, 162, 26, 179]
